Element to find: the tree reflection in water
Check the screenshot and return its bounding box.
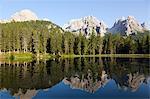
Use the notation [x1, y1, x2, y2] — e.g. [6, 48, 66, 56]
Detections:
[0, 57, 149, 98]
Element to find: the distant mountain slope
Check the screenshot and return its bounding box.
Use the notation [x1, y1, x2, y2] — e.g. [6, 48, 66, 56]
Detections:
[0, 9, 63, 32]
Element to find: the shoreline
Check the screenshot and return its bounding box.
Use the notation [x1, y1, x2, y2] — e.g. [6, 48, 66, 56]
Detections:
[0, 52, 149, 61]
[60, 54, 150, 58]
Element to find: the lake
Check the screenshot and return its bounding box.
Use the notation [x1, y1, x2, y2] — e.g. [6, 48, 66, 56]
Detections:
[0, 57, 149, 99]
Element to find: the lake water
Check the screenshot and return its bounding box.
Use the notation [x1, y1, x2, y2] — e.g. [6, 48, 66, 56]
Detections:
[0, 57, 149, 99]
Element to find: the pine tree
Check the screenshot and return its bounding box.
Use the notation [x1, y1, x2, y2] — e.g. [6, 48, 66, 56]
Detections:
[88, 31, 96, 55]
[0, 24, 2, 53]
[0, 20, 149, 56]
[143, 35, 150, 54]
[75, 33, 82, 55]
[106, 33, 113, 54]
[81, 35, 88, 55]
[96, 35, 103, 54]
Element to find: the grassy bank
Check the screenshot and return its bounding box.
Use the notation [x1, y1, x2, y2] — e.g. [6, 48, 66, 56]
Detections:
[0, 52, 59, 61]
[0, 53, 149, 61]
[0, 52, 33, 61]
[60, 54, 150, 58]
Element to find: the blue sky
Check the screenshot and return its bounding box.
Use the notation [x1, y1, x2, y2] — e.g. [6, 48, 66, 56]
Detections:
[0, 0, 149, 27]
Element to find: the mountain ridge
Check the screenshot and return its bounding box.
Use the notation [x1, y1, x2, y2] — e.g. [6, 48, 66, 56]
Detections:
[0, 9, 149, 36]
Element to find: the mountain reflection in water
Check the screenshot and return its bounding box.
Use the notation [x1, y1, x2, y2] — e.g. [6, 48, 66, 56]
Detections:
[63, 70, 109, 93]
[0, 57, 149, 99]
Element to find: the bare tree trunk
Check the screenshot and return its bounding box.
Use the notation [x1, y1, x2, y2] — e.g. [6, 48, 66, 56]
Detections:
[17, 61, 19, 67]
[9, 60, 11, 66]
[24, 48, 25, 53]
[99, 46, 102, 54]
[0, 61, 1, 67]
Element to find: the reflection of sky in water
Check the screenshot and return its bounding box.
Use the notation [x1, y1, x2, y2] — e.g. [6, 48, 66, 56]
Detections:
[0, 79, 149, 99]
[0, 90, 15, 99]
[32, 80, 149, 99]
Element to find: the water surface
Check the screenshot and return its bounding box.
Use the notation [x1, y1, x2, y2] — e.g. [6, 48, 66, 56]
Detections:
[0, 57, 149, 99]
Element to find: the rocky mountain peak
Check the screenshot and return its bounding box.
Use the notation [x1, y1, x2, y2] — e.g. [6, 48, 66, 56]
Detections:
[127, 16, 135, 20]
[64, 16, 107, 37]
[0, 9, 38, 23]
[109, 16, 145, 36]
[10, 9, 38, 22]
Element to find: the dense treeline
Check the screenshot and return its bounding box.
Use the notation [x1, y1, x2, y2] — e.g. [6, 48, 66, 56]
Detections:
[0, 20, 149, 55]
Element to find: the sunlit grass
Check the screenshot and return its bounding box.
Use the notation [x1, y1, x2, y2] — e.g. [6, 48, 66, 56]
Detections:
[60, 54, 150, 58]
[0, 52, 149, 62]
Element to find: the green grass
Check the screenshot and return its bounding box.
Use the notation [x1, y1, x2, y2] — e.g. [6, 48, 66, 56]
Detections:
[36, 53, 55, 59]
[0, 53, 149, 62]
[0, 52, 56, 61]
[60, 54, 150, 58]
[0, 52, 33, 61]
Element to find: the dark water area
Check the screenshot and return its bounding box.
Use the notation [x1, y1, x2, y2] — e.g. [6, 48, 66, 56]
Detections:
[0, 57, 149, 99]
